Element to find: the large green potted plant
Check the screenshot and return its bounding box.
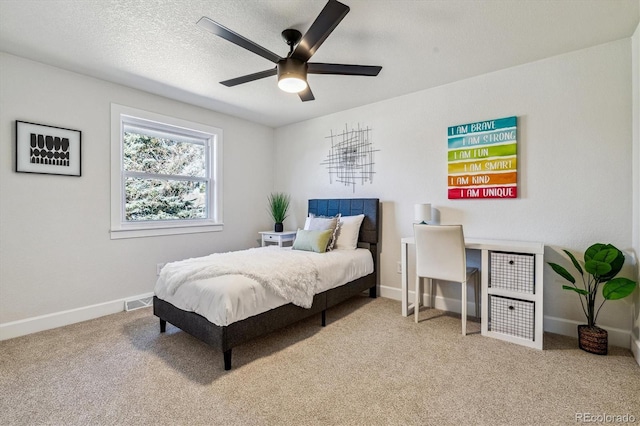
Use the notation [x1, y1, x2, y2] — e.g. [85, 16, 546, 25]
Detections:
[548, 243, 637, 355]
[267, 192, 290, 232]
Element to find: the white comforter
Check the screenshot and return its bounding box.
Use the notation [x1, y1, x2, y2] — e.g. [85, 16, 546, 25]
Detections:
[154, 246, 374, 326]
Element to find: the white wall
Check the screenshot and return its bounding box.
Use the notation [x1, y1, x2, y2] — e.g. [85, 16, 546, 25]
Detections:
[275, 40, 636, 345]
[631, 21, 640, 363]
[0, 53, 275, 336]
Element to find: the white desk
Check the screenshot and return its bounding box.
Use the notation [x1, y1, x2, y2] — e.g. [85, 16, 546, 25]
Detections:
[401, 236, 545, 349]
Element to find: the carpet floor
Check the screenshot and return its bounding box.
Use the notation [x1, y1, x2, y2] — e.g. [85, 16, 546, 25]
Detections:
[0, 296, 638, 425]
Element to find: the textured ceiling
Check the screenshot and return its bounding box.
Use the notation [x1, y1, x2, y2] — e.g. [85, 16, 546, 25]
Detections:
[0, 0, 638, 128]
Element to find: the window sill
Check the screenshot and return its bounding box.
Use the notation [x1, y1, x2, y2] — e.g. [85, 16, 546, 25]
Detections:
[110, 222, 223, 239]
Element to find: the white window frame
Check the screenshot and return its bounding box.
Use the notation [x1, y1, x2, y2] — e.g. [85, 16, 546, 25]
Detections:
[110, 104, 223, 239]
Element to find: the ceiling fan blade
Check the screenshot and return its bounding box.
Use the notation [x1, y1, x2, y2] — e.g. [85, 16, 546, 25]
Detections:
[291, 0, 349, 62]
[308, 63, 382, 76]
[220, 68, 277, 87]
[197, 17, 283, 64]
[298, 85, 315, 102]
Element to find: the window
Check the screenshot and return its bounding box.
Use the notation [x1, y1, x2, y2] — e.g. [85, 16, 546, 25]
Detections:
[110, 104, 223, 239]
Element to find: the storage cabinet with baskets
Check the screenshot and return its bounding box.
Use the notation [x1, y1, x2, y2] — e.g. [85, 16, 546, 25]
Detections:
[480, 242, 545, 350]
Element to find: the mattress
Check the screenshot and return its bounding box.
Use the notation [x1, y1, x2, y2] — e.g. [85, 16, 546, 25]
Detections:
[153, 246, 374, 326]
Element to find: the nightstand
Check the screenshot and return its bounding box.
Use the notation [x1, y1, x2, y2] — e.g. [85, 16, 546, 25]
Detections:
[259, 230, 297, 247]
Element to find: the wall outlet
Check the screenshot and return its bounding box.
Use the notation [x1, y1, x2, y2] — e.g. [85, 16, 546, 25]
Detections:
[156, 263, 166, 275]
[397, 261, 402, 274]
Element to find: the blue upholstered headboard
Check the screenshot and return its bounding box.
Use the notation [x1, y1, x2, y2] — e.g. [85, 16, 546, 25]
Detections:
[307, 198, 380, 245]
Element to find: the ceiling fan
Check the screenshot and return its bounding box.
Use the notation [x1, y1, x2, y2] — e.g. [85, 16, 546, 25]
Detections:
[196, 0, 382, 102]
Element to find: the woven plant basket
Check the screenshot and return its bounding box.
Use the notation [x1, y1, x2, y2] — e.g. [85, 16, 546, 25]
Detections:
[578, 325, 608, 355]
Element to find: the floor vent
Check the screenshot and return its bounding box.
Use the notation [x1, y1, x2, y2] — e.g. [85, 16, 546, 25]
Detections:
[125, 296, 153, 312]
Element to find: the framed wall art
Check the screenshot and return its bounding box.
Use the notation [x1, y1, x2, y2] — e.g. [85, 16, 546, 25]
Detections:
[15, 121, 81, 176]
[447, 116, 517, 199]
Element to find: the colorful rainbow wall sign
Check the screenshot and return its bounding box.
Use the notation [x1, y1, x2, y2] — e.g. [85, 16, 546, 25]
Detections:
[447, 116, 517, 199]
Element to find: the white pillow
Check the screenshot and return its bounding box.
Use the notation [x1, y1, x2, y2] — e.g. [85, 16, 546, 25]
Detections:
[304, 213, 340, 250]
[334, 214, 365, 250]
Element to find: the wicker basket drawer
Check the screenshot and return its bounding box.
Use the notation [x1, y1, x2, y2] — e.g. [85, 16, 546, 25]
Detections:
[490, 251, 534, 293]
[489, 295, 534, 341]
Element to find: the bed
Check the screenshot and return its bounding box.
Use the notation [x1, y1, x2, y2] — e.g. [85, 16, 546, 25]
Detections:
[153, 198, 380, 370]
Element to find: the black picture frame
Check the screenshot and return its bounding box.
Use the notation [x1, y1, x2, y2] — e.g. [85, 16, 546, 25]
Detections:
[15, 120, 81, 177]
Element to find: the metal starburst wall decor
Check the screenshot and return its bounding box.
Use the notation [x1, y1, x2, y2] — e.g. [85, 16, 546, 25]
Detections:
[321, 124, 378, 193]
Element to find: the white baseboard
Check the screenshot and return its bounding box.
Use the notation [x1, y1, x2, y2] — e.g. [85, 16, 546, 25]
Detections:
[379, 285, 633, 350]
[543, 315, 631, 349]
[379, 284, 480, 316]
[632, 334, 640, 366]
[3, 286, 636, 358]
[378, 284, 401, 300]
[0, 292, 154, 341]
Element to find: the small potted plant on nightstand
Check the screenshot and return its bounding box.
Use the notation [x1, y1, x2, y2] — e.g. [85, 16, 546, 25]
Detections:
[548, 243, 637, 355]
[267, 192, 290, 232]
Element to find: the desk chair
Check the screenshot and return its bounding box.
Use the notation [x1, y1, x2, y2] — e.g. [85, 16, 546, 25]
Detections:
[413, 224, 479, 335]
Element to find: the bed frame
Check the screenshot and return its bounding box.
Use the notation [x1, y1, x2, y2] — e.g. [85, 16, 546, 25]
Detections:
[153, 198, 380, 370]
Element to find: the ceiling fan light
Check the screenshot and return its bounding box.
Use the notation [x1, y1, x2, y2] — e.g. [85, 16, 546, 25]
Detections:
[278, 77, 307, 93]
[277, 58, 308, 93]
